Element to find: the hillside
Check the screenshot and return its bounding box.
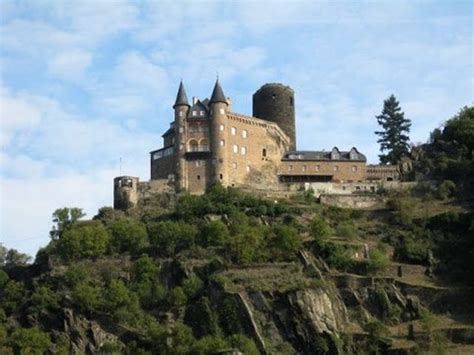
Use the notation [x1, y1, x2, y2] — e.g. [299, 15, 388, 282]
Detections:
[1, 182, 473, 354]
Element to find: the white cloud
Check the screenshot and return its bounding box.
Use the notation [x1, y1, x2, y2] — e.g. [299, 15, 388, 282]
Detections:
[48, 48, 92, 82]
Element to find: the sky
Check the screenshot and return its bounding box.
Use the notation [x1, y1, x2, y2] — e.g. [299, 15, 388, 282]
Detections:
[0, 0, 473, 256]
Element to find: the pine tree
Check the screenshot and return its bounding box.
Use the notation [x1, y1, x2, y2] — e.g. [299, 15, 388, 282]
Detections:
[375, 94, 411, 164]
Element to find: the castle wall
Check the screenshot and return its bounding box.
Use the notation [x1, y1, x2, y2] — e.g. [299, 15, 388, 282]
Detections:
[223, 113, 290, 189]
[186, 158, 210, 194]
[366, 165, 400, 181]
[279, 160, 366, 182]
[151, 153, 174, 180]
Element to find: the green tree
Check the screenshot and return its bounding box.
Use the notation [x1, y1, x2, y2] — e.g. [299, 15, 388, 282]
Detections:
[9, 327, 51, 355]
[198, 220, 230, 247]
[1, 280, 26, 314]
[375, 94, 411, 164]
[4, 249, 31, 267]
[72, 283, 102, 314]
[270, 224, 302, 260]
[107, 218, 148, 255]
[56, 221, 110, 260]
[309, 216, 332, 245]
[148, 220, 198, 255]
[28, 286, 58, 315]
[50, 207, 85, 240]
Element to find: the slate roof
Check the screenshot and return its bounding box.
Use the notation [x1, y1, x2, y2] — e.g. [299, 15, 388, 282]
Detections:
[173, 81, 190, 108]
[282, 147, 366, 162]
[209, 80, 227, 104]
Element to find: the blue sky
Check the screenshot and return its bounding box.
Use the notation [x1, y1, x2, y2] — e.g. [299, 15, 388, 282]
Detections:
[1, 0, 473, 256]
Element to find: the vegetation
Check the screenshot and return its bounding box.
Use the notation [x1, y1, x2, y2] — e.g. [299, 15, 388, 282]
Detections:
[375, 94, 411, 164]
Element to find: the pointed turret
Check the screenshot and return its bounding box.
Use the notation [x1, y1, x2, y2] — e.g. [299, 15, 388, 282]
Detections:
[209, 79, 227, 105]
[173, 81, 190, 108]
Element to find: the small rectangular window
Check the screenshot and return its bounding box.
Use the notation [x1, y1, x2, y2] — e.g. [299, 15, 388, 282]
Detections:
[219, 174, 223, 180]
[246, 165, 250, 172]
[315, 165, 320, 171]
[192, 110, 197, 116]
[288, 165, 293, 172]
[242, 130, 248, 138]
[232, 162, 237, 169]
[197, 175, 201, 180]
[262, 148, 267, 157]
[231, 127, 236, 135]
[220, 139, 225, 147]
[233, 144, 238, 153]
[302, 165, 307, 172]
[200, 110, 205, 116]
[219, 108, 225, 114]
[219, 124, 225, 131]
[179, 111, 184, 117]
[240, 146, 247, 155]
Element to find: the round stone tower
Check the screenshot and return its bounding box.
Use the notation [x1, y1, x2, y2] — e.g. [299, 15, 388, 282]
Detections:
[113, 176, 139, 210]
[252, 83, 296, 150]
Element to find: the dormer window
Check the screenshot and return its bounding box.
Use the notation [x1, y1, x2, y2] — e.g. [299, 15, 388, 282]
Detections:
[200, 110, 205, 116]
[350, 148, 358, 160]
[331, 147, 340, 160]
[192, 110, 197, 116]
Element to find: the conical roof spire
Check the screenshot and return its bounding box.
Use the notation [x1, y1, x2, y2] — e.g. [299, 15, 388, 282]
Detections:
[209, 79, 227, 104]
[173, 81, 190, 108]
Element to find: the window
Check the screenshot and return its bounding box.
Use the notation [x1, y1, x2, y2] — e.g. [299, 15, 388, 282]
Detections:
[315, 165, 320, 171]
[179, 143, 184, 151]
[246, 165, 250, 172]
[200, 110, 205, 116]
[179, 127, 184, 133]
[262, 148, 267, 157]
[240, 146, 247, 155]
[179, 111, 184, 117]
[352, 165, 358, 172]
[233, 144, 238, 153]
[333, 165, 339, 172]
[302, 165, 307, 172]
[195, 160, 202, 167]
[199, 139, 209, 151]
[288, 165, 293, 172]
[232, 162, 237, 169]
[220, 139, 225, 147]
[219, 108, 225, 114]
[219, 174, 223, 180]
[192, 110, 197, 116]
[197, 175, 201, 180]
[231, 127, 236, 135]
[242, 130, 248, 138]
[219, 124, 225, 131]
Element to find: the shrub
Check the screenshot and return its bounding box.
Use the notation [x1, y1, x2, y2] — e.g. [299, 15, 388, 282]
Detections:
[367, 248, 390, 274]
[309, 216, 332, 244]
[437, 180, 456, 200]
[1, 280, 26, 314]
[63, 264, 89, 287]
[198, 220, 230, 247]
[57, 221, 110, 260]
[270, 224, 302, 260]
[72, 283, 102, 314]
[182, 274, 204, 299]
[108, 218, 147, 255]
[320, 243, 353, 271]
[132, 255, 159, 283]
[184, 297, 220, 338]
[336, 221, 358, 239]
[227, 334, 259, 355]
[9, 327, 51, 355]
[148, 220, 198, 255]
[227, 226, 265, 264]
[169, 287, 188, 308]
[28, 286, 58, 315]
[387, 196, 416, 225]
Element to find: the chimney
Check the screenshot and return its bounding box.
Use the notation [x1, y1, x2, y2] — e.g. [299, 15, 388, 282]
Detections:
[192, 97, 198, 105]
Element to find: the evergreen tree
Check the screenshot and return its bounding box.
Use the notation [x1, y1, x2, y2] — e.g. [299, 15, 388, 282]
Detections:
[375, 95, 411, 164]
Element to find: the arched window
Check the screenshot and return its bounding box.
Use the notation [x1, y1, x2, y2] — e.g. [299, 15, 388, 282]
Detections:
[188, 139, 199, 152]
[199, 139, 209, 151]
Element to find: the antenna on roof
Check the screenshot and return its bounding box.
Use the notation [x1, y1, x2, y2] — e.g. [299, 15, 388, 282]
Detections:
[216, 71, 219, 80]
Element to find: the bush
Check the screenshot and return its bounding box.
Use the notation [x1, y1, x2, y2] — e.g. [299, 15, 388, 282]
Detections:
[184, 297, 220, 338]
[198, 220, 230, 247]
[72, 283, 102, 314]
[148, 220, 198, 255]
[367, 248, 390, 274]
[387, 196, 416, 225]
[309, 216, 332, 244]
[269, 224, 302, 260]
[1, 280, 26, 314]
[9, 327, 51, 355]
[169, 287, 188, 308]
[28, 286, 58, 315]
[320, 243, 353, 271]
[227, 226, 265, 264]
[437, 180, 456, 200]
[108, 218, 148, 255]
[336, 221, 358, 239]
[182, 274, 204, 299]
[57, 221, 110, 260]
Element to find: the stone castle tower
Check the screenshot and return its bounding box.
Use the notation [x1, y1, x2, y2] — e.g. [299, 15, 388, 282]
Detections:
[114, 79, 376, 208]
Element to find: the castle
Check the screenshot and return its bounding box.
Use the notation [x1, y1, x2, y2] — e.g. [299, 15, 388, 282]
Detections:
[114, 80, 399, 209]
